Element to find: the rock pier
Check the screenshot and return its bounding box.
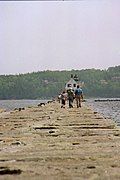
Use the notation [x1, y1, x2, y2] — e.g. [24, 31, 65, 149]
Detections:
[0, 101, 120, 179]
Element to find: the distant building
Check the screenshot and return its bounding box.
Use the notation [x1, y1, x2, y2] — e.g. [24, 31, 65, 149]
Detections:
[112, 76, 120, 81]
[65, 74, 81, 91]
[100, 80, 108, 85]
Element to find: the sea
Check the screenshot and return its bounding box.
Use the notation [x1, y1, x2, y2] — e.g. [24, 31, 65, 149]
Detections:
[0, 98, 120, 126]
[0, 99, 49, 111]
[85, 98, 120, 126]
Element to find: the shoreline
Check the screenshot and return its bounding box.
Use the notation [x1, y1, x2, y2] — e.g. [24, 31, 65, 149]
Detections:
[0, 101, 120, 179]
[0, 98, 119, 126]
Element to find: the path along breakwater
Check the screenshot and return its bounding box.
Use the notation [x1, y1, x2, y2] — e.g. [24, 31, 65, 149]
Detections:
[0, 101, 120, 179]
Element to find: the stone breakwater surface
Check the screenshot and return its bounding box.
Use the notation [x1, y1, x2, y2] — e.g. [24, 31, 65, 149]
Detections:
[0, 101, 120, 180]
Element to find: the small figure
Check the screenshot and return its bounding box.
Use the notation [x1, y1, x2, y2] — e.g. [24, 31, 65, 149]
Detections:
[60, 91, 67, 108]
[58, 94, 61, 103]
[75, 85, 83, 108]
[67, 88, 75, 108]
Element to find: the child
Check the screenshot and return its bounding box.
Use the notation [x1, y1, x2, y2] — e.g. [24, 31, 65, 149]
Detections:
[60, 91, 67, 108]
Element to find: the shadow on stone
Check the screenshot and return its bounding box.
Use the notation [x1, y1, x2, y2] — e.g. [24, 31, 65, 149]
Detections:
[34, 126, 56, 130]
[87, 165, 96, 169]
[0, 167, 22, 175]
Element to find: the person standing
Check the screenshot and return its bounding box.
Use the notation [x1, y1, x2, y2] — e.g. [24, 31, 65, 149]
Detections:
[75, 85, 83, 108]
[67, 88, 75, 108]
[60, 91, 67, 108]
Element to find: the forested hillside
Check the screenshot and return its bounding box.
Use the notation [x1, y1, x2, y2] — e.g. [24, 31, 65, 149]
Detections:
[0, 66, 119, 99]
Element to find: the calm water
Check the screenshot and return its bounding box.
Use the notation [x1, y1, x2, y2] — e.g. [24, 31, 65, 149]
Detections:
[0, 98, 120, 126]
[0, 99, 49, 111]
[85, 98, 120, 126]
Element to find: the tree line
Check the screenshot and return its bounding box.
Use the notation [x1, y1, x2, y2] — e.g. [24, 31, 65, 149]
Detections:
[0, 66, 119, 99]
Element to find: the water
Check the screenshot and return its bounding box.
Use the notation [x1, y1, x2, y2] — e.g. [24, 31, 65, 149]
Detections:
[0, 99, 49, 111]
[86, 98, 120, 126]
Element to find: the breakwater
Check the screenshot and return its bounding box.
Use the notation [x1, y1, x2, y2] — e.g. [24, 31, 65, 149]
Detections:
[94, 99, 120, 102]
[0, 101, 120, 179]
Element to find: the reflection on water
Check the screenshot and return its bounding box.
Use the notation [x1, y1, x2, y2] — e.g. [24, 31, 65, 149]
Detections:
[86, 98, 120, 126]
[0, 99, 49, 111]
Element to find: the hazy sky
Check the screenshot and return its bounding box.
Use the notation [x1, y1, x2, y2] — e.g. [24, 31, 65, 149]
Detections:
[0, 0, 120, 75]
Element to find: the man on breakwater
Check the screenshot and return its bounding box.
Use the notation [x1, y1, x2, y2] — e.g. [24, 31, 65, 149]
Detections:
[67, 87, 75, 108]
[75, 85, 83, 108]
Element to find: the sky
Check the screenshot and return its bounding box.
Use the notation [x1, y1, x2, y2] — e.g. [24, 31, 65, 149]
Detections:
[0, 0, 120, 75]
